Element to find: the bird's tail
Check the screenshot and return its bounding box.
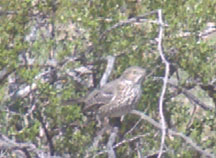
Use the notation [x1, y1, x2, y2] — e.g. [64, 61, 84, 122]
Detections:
[61, 98, 84, 106]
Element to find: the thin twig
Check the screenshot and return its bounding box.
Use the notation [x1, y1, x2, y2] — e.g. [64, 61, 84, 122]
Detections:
[125, 118, 142, 136]
[185, 101, 197, 129]
[157, 9, 170, 158]
[100, 10, 159, 40]
[93, 134, 149, 158]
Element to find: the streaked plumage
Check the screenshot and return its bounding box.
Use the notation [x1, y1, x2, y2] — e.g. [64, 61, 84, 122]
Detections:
[83, 66, 146, 118]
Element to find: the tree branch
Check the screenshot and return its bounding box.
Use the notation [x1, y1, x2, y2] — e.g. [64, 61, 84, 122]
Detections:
[168, 82, 214, 111]
[157, 9, 170, 158]
[100, 56, 116, 87]
[37, 112, 55, 156]
[0, 133, 36, 158]
[107, 127, 118, 158]
[131, 110, 215, 158]
[100, 10, 161, 40]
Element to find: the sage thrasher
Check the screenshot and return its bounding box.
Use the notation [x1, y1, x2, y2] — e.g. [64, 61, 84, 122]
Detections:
[83, 66, 146, 118]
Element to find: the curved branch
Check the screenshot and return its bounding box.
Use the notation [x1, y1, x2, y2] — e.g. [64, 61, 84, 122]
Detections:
[157, 9, 170, 158]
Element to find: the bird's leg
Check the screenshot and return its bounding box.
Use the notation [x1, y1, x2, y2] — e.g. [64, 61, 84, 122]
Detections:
[96, 114, 111, 127]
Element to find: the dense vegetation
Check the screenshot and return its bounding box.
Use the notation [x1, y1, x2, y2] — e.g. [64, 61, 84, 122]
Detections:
[0, 0, 216, 157]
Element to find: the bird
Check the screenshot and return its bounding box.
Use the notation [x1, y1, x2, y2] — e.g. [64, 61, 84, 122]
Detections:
[83, 66, 146, 118]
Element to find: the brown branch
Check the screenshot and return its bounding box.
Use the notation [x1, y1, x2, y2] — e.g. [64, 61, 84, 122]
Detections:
[0, 67, 16, 84]
[37, 112, 55, 156]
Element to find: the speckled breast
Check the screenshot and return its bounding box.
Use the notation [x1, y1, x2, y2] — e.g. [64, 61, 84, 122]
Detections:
[99, 82, 142, 118]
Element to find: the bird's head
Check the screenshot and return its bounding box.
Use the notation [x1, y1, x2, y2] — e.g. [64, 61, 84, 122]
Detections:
[121, 66, 146, 84]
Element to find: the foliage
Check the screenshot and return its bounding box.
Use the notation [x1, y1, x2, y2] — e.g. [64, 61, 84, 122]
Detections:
[0, 0, 216, 157]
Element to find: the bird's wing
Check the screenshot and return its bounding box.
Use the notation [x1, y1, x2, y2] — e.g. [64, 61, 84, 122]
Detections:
[83, 80, 117, 111]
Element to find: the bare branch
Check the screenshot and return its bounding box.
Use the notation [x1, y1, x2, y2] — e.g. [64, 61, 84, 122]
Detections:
[144, 150, 166, 158]
[157, 9, 170, 158]
[100, 10, 162, 40]
[124, 118, 142, 136]
[168, 82, 214, 111]
[131, 110, 215, 158]
[0, 133, 70, 158]
[0, 11, 17, 15]
[153, 77, 214, 111]
[85, 126, 107, 158]
[0, 133, 37, 158]
[37, 112, 55, 156]
[100, 56, 116, 87]
[107, 127, 118, 158]
[0, 67, 16, 84]
[93, 134, 149, 158]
